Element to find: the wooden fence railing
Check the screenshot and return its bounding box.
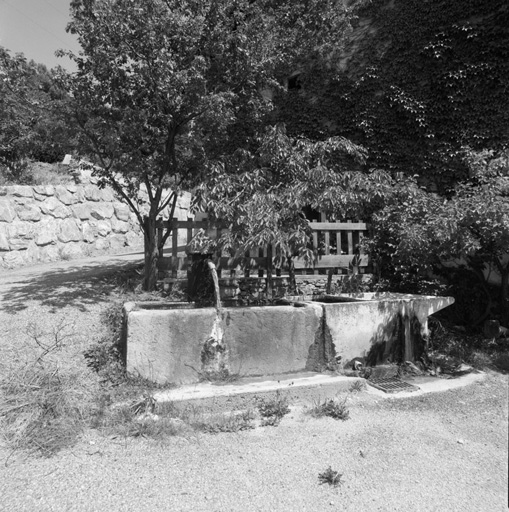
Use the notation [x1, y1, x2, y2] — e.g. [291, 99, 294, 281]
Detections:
[156, 218, 369, 279]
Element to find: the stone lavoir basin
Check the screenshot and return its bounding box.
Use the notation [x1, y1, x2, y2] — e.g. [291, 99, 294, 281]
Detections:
[124, 293, 455, 385]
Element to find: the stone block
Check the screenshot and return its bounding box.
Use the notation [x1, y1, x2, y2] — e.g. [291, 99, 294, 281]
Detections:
[3, 251, 24, 268]
[55, 185, 78, 205]
[74, 188, 85, 202]
[73, 203, 92, 220]
[13, 197, 32, 206]
[95, 238, 110, 251]
[100, 188, 114, 202]
[24, 242, 41, 264]
[59, 243, 83, 261]
[0, 233, 9, 251]
[97, 220, 112, 237]
[111, 217, 129, 234]
[126, 230, 142, 247]
[16, 204, 41, 222]
[9, 238, 30, 250]
[58, 219, 82, 243]
[84, 185, 102, 202]
[35, 228, 57, 246]
[10, 186, 33, 198]
[82, 222, 97, 243]
[90, 203, 114, 220]
[8, 221, 35, 241]
[33, 185, 55, 198]
[110, 235, 127, 251]
[0, 201, 16, 222]
[114, 203, 130, 221]
[40, 245, 60, 262]
[40, 197, 72, 218]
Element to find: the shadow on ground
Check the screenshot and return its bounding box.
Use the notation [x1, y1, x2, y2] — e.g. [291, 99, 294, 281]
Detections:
[0, 259, 143, 314]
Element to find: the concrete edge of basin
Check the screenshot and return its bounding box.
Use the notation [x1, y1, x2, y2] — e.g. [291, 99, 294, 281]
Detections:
[152, 370, 485, 405]
[153, 373, 361, 403]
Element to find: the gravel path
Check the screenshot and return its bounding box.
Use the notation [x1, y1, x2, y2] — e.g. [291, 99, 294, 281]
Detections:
[0, 256, 507, 512]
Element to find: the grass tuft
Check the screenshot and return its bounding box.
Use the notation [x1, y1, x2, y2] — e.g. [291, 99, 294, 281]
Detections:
[307, 396, 350, 421]
[0, 318, 98, 457]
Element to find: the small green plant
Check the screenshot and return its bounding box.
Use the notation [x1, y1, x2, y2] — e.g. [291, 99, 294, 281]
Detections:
[257, 391, 291, 426]
[318, 466, 344, 487]
[307, 396, 350, 421]
[349, 380, 366, 393]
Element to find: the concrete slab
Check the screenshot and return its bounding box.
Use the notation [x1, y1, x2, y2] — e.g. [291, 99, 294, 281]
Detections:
[152, 371, 486, 404]
[153, 372, 361, 403]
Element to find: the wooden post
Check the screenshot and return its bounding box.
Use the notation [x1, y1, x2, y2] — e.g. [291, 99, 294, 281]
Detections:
[186, 217, 193, 251]
[244, 250, 250, 278]
[171, 217, 178, 278]
[347, 219, 353, 256]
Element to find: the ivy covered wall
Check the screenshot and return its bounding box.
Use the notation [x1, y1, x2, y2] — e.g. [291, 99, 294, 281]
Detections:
[276, 0, 509, 192]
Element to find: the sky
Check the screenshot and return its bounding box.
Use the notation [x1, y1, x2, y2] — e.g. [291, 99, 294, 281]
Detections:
[0, 0, 80, 69]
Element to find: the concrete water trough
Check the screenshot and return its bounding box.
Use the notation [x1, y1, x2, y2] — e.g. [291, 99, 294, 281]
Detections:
[124, 293, 454, 385]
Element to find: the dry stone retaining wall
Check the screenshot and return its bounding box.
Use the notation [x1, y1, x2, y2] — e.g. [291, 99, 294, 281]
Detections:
[0, 181, 191, 269]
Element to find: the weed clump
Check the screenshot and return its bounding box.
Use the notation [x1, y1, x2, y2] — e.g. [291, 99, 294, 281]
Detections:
[307, 396, 350, 421]
[257, 391, 291, 426]
[318, 466, 344, 487]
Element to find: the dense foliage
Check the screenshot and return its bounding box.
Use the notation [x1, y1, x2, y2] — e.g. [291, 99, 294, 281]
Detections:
[60, 0, 359, 290]
[366, 149, 509, 325]
[194, 123, 390, 264]
[277, 0, 509, 191]
[0, 48, 73, 182]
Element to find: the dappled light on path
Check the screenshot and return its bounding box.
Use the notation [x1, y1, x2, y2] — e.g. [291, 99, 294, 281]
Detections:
[0, 256, 144, 314]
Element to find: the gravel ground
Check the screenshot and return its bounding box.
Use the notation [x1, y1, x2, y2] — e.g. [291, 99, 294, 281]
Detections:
[0, 256, 507, 512]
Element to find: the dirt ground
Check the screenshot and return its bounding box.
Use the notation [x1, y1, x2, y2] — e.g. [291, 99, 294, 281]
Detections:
[0, 255, 507, 512]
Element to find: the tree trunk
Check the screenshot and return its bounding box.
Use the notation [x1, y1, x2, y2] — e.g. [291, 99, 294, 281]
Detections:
[501, 264, 509, 326]
[143, 215, 159, 291]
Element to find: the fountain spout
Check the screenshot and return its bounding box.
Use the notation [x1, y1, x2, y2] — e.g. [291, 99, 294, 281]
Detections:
[202, 259, 228, 377]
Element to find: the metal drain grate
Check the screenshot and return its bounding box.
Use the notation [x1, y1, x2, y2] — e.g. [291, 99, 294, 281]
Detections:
[367, 377, 420, 394]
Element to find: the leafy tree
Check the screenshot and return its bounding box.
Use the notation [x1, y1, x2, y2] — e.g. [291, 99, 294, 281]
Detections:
[450, 151, 509, 324]
[0, 48, 38, 178]
[194, 123, 391, 287]
[366, 149, 509, 325]
[60, 0, 358, 290]
[0, 48, 73, 181]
